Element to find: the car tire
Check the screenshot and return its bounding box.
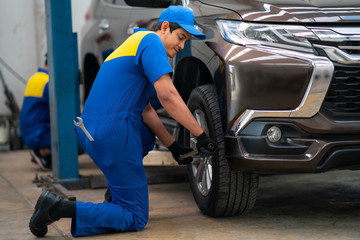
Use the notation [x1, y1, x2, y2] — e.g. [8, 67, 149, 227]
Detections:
[185, 84, 259, 217]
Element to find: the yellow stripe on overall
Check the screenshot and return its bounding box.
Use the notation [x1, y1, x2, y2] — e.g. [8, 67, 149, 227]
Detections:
[104, 31, 154, 61]
[24, 72, 49, 97]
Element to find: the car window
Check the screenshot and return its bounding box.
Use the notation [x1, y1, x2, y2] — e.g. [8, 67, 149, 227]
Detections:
[101, 0, 137, 9]
[103, 0, 128, 6]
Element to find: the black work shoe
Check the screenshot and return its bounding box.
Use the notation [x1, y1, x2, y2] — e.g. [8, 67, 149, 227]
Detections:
[29, 190, 61, 237]
[30, 150, 51, 170]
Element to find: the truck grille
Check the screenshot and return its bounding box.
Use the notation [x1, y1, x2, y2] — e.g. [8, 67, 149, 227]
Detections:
[339, 41, 360, 55]
[322, 66, 360, 114]
[310, 26, 360, 116]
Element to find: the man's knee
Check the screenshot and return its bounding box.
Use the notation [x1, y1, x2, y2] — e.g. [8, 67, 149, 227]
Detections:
[118, 207, 148, 232]
[134, 212, 148, 231]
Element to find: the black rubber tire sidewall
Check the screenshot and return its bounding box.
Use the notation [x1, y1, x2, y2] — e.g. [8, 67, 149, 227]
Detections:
[185, 84, 227, 216]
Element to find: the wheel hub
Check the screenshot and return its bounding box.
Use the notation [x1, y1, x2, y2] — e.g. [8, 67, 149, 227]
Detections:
[190, 109, 213, 197]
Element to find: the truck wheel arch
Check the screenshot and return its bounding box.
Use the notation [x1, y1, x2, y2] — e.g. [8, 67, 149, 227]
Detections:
[173, 56, 214, 104]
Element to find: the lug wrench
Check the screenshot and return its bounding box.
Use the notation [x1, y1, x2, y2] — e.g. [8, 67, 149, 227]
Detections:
[179, 150, 199, 160]
[73, 117, 94, 141]
[179, 142, 215, 160]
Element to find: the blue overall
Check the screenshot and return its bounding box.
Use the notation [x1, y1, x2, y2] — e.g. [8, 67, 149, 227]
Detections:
[73, 31, 172, 237]
[20, 68, 51, 150]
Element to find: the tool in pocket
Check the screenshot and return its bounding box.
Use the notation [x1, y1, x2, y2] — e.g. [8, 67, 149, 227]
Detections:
[73, 117, 94, 141]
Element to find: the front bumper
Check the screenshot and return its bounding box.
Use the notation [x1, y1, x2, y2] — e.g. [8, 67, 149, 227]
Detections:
[225, 118, 360, 173]
[223, 25, 360, 173]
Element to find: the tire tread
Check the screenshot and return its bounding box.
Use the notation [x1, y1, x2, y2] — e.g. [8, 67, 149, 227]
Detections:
[187, 85, 258, 217]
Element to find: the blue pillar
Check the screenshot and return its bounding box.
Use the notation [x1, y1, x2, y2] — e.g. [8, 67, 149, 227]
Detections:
[45, 0, 80, 181]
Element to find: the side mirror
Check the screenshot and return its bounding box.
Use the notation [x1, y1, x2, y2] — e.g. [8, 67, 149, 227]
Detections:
[124, 0, 174, 8]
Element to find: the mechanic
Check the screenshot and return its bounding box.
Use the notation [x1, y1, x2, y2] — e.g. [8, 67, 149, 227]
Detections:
[20, 55, 52, 170]
[29, 5, 217, 237]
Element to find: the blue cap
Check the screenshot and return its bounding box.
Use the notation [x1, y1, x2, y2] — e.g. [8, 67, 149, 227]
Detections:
[158, 6, 206, 40]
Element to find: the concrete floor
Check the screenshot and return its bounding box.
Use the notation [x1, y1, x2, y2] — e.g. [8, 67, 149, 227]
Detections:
[0, 149, 359, 240]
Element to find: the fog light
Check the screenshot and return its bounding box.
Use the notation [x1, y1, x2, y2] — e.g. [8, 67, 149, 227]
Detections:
[267, 126, 282, 142]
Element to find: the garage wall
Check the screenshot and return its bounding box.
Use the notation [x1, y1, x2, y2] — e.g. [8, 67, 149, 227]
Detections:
[0, 0, 90, 115]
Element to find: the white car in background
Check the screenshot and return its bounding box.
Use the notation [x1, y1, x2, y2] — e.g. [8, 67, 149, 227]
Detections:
[79, 0, 165, 104]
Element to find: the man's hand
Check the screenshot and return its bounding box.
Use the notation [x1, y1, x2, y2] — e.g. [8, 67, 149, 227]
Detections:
[168, 141, 193, 165]
[196, 132, 217, 156]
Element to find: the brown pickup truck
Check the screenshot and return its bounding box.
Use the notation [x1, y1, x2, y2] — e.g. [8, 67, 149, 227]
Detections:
[80, 0, 360, 217]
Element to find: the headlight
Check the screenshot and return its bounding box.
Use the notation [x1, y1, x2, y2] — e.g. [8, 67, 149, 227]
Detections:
[216, 20, 318, 54]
